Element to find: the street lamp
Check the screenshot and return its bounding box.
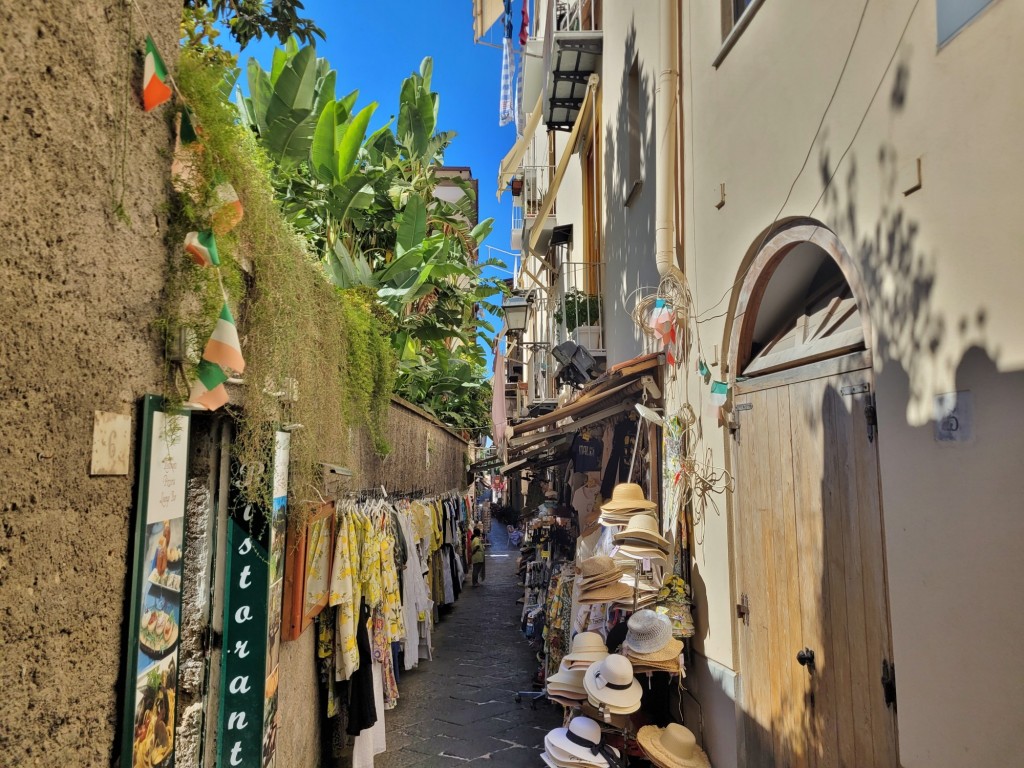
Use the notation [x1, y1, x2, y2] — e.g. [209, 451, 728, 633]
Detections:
[501, 293, 534, 335]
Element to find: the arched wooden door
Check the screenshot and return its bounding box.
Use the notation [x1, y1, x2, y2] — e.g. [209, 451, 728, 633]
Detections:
[729, 226, 899, 768]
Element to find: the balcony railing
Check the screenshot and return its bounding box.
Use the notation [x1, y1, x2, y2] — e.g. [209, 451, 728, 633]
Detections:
[556, 0, 602, 33]
[521, 164, 554, 219]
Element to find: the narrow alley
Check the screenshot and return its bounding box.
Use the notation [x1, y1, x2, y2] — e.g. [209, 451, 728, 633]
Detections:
[375, 523, 560, 767]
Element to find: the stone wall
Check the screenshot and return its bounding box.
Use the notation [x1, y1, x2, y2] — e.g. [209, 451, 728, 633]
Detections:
[0, 1, 182, 764]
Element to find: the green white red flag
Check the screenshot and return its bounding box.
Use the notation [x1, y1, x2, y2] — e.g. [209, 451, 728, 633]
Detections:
[202, 302, 245, 375]
[142, 36, 172, 112]
[184, 230, 220, 268]
[187, 359, 230, 411]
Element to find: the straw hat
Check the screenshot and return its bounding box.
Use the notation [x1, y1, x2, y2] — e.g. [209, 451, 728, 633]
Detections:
[636, 724, 711, 768]
[580, 581, 635, 605]
[580, 554, 618, 579]
[563, 632, 609, 666]
[600, 483, 656, 512]
[545, 717, 621, 767]
[628, 636, 684, 664]
[625, 610, 673, 655]
[613, 514, 670, 549]
[583, 654, 642, 711]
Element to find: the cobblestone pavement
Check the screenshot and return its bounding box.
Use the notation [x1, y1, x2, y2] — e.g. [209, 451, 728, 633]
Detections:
[375, 522, 561, 767]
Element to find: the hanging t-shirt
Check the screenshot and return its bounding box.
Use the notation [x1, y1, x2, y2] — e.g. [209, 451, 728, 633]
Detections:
[571, 432, 604, 473]
[601, 414, 640, 497]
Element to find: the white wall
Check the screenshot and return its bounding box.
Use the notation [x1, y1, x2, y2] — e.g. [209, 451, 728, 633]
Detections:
[677, 0, 1024, 765]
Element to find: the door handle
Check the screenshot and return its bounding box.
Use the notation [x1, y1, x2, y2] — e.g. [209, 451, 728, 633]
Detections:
[796, 648, 815, 671]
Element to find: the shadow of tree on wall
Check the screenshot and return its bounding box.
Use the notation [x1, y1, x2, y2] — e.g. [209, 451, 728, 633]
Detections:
[602, 20, 655, 360]
[727, 49, 1001, 768]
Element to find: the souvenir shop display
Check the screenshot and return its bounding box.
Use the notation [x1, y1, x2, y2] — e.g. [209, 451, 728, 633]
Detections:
[636, 724, 711, 768]
[544, 660, 587, 706]
[623, 610, 684, 676]
[310, 488, 473, 768]
[543, 716, 623, 768]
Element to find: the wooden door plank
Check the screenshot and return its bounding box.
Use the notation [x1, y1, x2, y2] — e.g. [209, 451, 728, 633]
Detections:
[825, 375, 873, 767]
[846, 380, 901, 766]
[766, 385, 808, 768]
[790, 377, 841, 768]
[734, 389, 773, 768]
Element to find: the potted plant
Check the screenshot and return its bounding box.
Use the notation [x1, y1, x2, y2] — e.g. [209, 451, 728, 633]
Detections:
[555, 289, 602, 348]
[510, 177, 523, 196]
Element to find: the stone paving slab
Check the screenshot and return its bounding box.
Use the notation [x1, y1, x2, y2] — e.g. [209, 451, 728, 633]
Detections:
[373, 525, 561, 767]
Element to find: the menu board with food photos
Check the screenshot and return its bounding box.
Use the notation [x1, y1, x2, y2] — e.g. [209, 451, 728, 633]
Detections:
[120, 395, 191, 768]
[217, 431, 289, 768]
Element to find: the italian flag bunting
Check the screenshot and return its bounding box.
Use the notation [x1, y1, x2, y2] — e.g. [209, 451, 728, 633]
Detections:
[184, 230, 220, 268]
[202, 302, 246, 376]
[187, 359, 230, 411]
[142, 36, 172, 112]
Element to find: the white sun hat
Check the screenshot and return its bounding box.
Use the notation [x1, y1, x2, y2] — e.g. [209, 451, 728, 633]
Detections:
[545, 717, 622, 767]
[583, 653, 642, 712]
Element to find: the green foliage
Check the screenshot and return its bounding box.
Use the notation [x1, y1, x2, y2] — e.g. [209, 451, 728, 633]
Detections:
[555, 289, 602, 333]
[185, 0, 325, 49]
[173, 48, 396, 506]
[241, 42, 504, 432]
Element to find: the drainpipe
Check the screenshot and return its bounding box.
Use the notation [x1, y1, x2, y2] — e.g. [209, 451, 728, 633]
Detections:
[655, 0, 681, 279]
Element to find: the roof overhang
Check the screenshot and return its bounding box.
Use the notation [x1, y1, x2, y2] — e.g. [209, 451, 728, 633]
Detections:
[473, 0, 504, 42]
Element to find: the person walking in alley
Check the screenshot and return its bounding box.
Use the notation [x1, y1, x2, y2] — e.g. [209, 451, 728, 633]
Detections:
[471, 529, 485, 586]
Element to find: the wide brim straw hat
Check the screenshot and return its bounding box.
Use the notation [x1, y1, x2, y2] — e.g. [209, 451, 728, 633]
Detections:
[579, 581, 635, 604]
[580, 554, 618, 579]
[563, 632, 610, 664]
[636, 724, 711, 768]
[628, 636, 684, 664]
[544, 735, 611, 767]
[546, 718, 620, 767]
[613, 514, 670, 549]
[625, 609, 673, 655]
[600, 483, 657, 512]
[583, 654, 642, 711]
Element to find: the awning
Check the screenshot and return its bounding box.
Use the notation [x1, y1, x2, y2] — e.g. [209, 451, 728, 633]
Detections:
[527, 73, 599, 259]
[473, 0, 504, 42]
[496, 91, 545, 200]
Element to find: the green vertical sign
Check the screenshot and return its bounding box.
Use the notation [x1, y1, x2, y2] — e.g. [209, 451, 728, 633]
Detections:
[218, 432, 288, 767]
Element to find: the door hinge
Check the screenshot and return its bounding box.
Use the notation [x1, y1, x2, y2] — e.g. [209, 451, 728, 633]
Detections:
[736, 593, 750, 625]
[881, 659, 897, 711]
[865, 395, 878, 443]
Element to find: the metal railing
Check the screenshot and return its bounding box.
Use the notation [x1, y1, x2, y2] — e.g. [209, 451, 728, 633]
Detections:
[520, 164, 554, 219]
[556, 0, 602, 33]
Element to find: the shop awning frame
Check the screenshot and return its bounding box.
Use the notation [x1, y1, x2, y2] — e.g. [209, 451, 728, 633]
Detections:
[496, 91, 545, 200]
[473, 0, 504, 42]
[526, 73, 600, 259]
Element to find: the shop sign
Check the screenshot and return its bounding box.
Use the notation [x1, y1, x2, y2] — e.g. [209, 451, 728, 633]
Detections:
[120, 395, 191, 768]
[217, 432, 289, 768]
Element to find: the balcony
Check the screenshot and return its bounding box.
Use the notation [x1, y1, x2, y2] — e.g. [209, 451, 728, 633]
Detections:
[519, 163, 556, 254]
[546, 1, 602, 131]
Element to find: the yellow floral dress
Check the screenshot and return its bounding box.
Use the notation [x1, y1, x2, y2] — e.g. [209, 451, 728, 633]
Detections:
[328, 503, 362, 680]
[380, 522, 405, 643]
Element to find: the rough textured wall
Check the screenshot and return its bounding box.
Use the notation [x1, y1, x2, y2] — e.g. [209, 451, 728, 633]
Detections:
[351, 398, 471, 496]
[0, 1, 182, 764]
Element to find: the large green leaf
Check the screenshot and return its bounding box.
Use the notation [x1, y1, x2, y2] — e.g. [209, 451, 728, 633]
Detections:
[246, 57, 274, 134]
[330, 176, 376, 221]
[395, 195, 426, 257]
[263, 45, 318, 164]
[337, 89, 359, 123]
[310, 99, 338, 184]
[325, 239, 376, 288]
[469, 217, 494, 244]
[336, 102, 376, 181]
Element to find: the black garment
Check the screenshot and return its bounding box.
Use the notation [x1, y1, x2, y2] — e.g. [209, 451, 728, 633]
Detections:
[472, 561, 484, 585]
[638, 671, 674, 727]
[571, 432, 604, 473]
[345, 600, 377, 736]
[601, 414, 641, 497]
[315, 610, 347, 767]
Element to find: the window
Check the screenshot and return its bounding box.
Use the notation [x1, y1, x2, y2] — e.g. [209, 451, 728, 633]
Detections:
[936, 0, 997, 45]
[715, 0, 765, 66]
[625, 55, 643, 205]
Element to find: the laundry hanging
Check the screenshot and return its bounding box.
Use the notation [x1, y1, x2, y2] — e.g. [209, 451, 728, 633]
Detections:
[499, 0, 515, 126]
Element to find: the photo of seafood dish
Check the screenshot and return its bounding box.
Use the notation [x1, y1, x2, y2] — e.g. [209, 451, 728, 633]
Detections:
[132, 655, 177, 768]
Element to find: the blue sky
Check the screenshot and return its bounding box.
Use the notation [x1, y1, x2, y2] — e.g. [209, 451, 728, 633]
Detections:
[227, 0, 517, 361]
